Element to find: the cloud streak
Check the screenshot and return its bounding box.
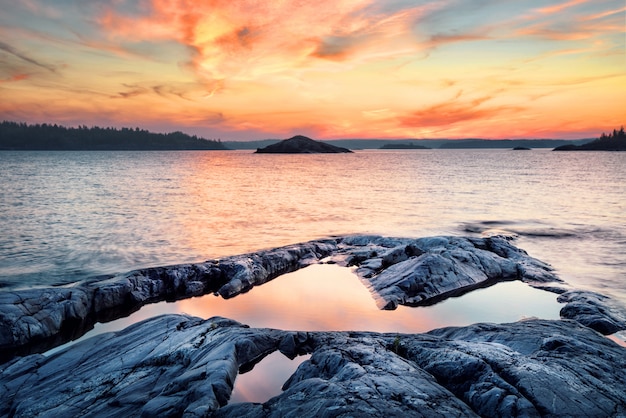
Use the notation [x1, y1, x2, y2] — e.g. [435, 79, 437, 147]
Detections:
[0, 41, 55, 72]
[399, 98, 524, 129]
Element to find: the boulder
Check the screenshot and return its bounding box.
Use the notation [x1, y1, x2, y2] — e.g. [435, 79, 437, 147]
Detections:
[0, 239, 337, 362]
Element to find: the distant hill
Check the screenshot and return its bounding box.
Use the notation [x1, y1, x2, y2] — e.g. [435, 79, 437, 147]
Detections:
[553, 127, 625, 151]
[224, 139, 280, 150]
[0, 121, 228, 150]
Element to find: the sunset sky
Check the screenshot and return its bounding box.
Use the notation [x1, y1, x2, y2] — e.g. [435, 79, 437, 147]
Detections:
[0, 0, 624, 140]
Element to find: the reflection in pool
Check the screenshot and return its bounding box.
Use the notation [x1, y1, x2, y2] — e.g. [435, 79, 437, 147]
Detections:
[178, 263, 562, 333]
[45, 264, 563, 404]
[229, 351, 311, 404]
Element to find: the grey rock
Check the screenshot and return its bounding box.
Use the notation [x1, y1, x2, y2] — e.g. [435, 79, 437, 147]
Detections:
[558, 290, 626, 334]
[419, 319, 626, 417]
[0, 239, 336, 361]
[1, 315, 624, 417]
[334, 236, 558, 309]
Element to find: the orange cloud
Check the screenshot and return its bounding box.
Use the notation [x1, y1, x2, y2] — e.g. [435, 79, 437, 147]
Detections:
[0, 73, 29, 83]
[517, 18, 624, 41]
[582, 6, 626, 21]
[427, 32, 491, 47]
[399, 99, 524, 129]
[96, 0, 429, 81]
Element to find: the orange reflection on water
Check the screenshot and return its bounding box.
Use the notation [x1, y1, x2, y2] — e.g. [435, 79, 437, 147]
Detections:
[178, 264, 408, 332]
[178, 263, 562, 334]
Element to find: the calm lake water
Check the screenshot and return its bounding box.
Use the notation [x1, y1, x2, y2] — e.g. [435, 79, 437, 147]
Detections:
[1, 149, 624, 301]
[3, 148, 625, 402]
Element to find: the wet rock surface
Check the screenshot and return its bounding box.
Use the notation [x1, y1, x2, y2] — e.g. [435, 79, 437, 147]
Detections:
[3, 235, 626, 362]
[332, 235, 558, 309]
[1, 315, 624, 417]
[0, 239, 337, 361]
[558, 290, 626, 334]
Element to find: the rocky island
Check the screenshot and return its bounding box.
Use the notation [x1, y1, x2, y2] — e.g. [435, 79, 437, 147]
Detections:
[1, 235, 625, 416]
[255, 135, 352, 153]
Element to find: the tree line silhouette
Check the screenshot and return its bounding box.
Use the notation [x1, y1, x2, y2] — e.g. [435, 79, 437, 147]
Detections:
[554, 126, 625, 151]
[0, 121, 228, 150]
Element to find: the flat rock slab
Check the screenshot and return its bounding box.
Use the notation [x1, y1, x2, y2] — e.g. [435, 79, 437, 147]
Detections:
[1, 314, 624, 417]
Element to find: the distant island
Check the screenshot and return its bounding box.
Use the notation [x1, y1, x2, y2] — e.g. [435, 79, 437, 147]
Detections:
[380, 143, 429, 150]
[438, 139, 584, 149]
[0, 121, 228, 150]
[226, 138, 591, 150]
[553, 127, 625, 151]
[255, 135, 352, 154]
[513, 147, 531, 150]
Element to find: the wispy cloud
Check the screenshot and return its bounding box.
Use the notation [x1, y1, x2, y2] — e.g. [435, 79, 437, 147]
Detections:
[0, 40, 55, 72]
[534, 0, 590, 15]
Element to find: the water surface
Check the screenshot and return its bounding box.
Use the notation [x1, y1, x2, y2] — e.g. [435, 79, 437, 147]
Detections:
[2, 149, 624, 304]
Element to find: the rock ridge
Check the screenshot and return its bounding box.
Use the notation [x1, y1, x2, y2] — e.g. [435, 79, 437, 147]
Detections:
[1, 234, 624, 364]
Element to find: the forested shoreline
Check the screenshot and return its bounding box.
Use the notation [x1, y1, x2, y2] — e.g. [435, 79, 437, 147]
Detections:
[0, 121, 228, 150]
[553, 127, 625, 151]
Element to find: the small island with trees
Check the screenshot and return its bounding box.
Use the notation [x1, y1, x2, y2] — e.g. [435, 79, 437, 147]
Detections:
[553, 127, 625, 151]
[0, 121, 228, 150]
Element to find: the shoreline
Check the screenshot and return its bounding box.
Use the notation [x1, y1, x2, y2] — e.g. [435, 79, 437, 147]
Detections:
[1, 234, 624, 360]
[1, 234, 625, 415]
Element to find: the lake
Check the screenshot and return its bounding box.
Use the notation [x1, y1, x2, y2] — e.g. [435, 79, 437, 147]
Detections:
[1, 149, 624, 300]
[1, 148, 625, 401]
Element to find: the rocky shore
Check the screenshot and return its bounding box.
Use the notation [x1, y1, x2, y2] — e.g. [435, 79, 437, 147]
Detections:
[0, 235, 566, 360]
[1, 315, 624, 417]
[1, 235, 625, 416]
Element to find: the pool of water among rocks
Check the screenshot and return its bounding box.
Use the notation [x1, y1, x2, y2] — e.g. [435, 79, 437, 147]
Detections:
[45, 264, 564, 403]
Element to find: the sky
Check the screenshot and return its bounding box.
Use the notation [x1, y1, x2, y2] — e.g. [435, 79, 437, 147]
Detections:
[0, 0, 624, 141]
